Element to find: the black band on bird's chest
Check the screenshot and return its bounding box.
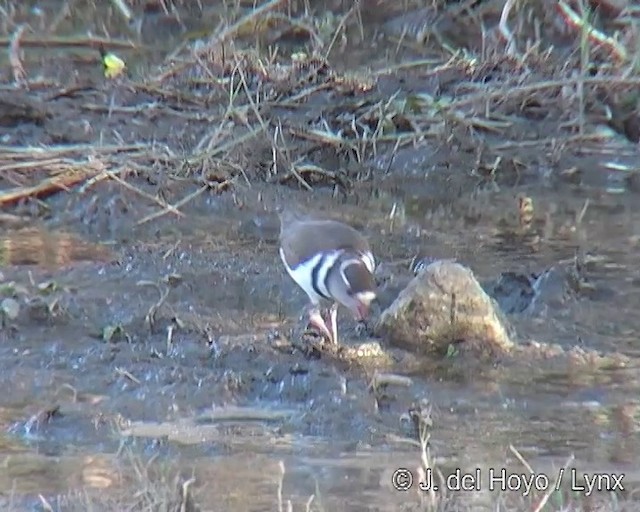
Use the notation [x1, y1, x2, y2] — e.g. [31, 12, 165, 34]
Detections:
[311, 254, 331, 300]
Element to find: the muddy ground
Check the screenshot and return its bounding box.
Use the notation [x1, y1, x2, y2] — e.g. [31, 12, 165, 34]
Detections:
[1, 0, 640, 510]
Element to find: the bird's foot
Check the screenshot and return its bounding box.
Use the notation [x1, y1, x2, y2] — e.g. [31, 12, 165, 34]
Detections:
[308, 306, 334, 344]
[293, 306, 320, 341]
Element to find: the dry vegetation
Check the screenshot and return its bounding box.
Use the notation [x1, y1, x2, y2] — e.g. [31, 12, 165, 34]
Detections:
[1, 0, 640, 510]
[1, 0, 639, 216]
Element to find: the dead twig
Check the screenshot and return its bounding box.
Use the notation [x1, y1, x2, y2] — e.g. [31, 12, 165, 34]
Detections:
[368, 373, 413, 392]
[448, 76, 640, 111]
[137, 184, 211, 226]
[38, 495, 54, 512]
[557, 0, 627, 62]
[191, 126, 264, 164]
[498, 0, 518, 57]
[0, 35, 138, 51]
[272, 121, 312, 191]
[0, 142, 150, 158]
[509, 445, 576, 512]
[137, 280, 171, 331]
[105, 168, 185, 220]
[0, 165, 102, 207]
[115, 367, 141, 384]
[288, 126, 349, 147]
[110, 0, 133, 22]
[0, 157, 68, 173]
[9, 24, 28, 88]
[324, 6, 354, 60]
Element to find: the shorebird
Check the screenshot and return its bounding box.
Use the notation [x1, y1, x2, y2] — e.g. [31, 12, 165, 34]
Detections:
[278, 208, 377, 344]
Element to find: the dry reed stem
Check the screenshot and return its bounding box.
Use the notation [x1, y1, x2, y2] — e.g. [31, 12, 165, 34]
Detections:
[136, 184, 211, 226]
[557, 0, 628, 62]
[0, 143, 150, 158]
[191, 126, 264, 162]
[368, 373, 413, 391]
[9, 24, 28, 88]
[273, 121, 313, 190]
[105, 169, 185, 219]
[498, 0, 519, 56]
[0, 140, 181, 206]
[114, 367, 141, 384]
[447, 75, 640, 110]
[110, 0, 133, 22]
[0, 35, 138, 50]
[0, 157, 68, 173]
[0, 165, 103, 206]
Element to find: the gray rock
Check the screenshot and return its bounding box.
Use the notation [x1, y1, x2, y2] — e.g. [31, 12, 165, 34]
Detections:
[374, 260, 514, 354]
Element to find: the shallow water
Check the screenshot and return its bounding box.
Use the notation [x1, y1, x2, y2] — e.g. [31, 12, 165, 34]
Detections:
[1, 0, 640, 510]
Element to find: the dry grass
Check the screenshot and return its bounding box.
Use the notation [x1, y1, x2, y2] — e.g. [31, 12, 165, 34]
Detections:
[1, 1, 639, 511]
[1, 0, 639, 216]
[29, 453, 200, 512]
